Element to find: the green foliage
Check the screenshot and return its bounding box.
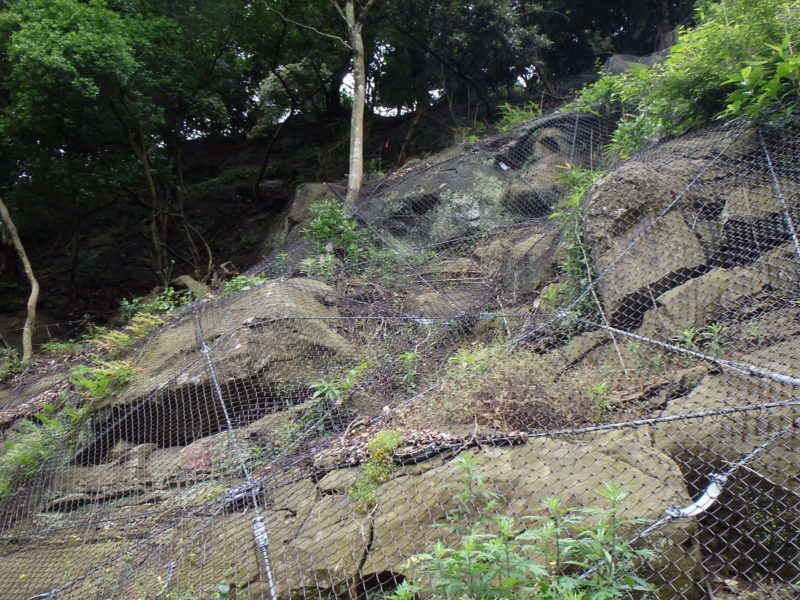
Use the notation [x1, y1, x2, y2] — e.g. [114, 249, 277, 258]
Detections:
[392, 455, 655, 600]
[302, 199, 373, 262]
[496, 100, 542, 132]
[223, 275, 267, 295]
[309, 361, 370, 403]
[299, 254, 338, 277]
[0, 402, 88, 500]
[350, 429, 403, 512]
[145, 287, 196, 313]
[0, 347, 28, 381]
[626, 341, 666, 374]
[396, 350, 420, 390]
[118, 297, 144, 322]
[38, 339, 81, 355]
[349, 476, 379, 513]
[446, 346, 493, 375]
[573, 0, 800, 155]
[364, 430, 403, 484]
[119, 287, 195, 321]
[675, 322, 727, 357]
[549, 167, 604, 324]
[719, 34, 800, 120]
[69, 360, 133, 403]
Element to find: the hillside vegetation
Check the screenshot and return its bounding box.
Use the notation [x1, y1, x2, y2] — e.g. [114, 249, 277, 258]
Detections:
[0, 1, 798, 600]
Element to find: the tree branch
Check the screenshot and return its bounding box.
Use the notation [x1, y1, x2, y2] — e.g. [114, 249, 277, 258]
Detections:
[261, 1, 350, 48]
[360, 0, 380, 21]
[328, 0, 348, 26]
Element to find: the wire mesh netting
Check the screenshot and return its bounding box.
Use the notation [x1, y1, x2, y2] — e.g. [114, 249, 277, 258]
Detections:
[0, 105, 797, 600]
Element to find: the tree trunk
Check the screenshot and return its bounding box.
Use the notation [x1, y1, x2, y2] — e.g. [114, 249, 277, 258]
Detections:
[0, 198, 39, 361]
[345, 0, 366, 208]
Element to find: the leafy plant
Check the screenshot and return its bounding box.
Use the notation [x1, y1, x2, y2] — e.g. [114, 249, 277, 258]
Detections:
[719, 33, 800, 120]
[397, 350, 420, 390]
[302, 199, 373, 261]
[299, 253, 338, 277]
[627, 341, 666, 374]
[0, 403, 88, 500]
[363, 430, 403, 484]
[223, 275, 267, 295]
[309, 361, 370, 404]
[147, 286, 196, 313]
[70, 360, 133, 403]
[674, 322, 727, 357]
[349, 476, 379, 513]
[350, 429, 403, 512]
[119, 297, 144, 322]
[392, 455, 655, 600]
[496, 100, 542, 132]
[549, 166, 604, 326]
[573, 0, 800, 155]
[0, 347, 28, 381]
[38, 339, 81, 355]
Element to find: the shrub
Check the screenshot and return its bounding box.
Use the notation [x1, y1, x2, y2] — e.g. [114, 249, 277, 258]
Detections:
[0, 347, 27, 381]
[302, 199, 374, 261]
[38, 339, 82, 355]
[719, 33, 800, 120]
[496, 100, 542, 132]
[391, 455, 655, 600]
[573, 0, 800, 155]
[70, 360, 133, 403]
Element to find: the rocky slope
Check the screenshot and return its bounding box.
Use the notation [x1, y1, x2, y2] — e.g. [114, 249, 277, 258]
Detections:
[0, 111, 797, 600]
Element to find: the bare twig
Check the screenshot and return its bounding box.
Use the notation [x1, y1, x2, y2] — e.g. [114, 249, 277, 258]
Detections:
[261, 1, 350, 48]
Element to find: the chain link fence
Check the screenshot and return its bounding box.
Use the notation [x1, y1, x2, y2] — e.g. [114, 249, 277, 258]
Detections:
[0, 103, 797, 600]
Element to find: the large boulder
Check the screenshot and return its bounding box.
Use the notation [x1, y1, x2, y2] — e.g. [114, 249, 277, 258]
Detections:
[78, 279, 352, 458]
[360, 153, 509, 247]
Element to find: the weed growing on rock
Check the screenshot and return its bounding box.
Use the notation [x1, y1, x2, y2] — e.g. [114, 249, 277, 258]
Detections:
[222, 275, 267, 295]
[496, 100, 542, 132]
[363, 430, 403, 484]
[0, 402, 88, 501]
[118, 286, 195, 321]
[391, 455, 655, 600]
[550, 166, 604, 328]
[350, 429, 403, 512]
[432, 344, 595, 433]
[0, 347, 28, 381]
[70, 360, 133, 404]
[674, 322, 727, 358]
[303, 199, 374, 262]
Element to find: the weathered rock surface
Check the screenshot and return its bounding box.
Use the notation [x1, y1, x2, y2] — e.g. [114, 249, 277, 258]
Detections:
[262, 183, 340, 256]
[583, 126, 800, 329]
[116, 279, 349, 407]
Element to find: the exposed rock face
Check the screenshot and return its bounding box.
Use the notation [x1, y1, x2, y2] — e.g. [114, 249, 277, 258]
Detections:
[583, 127, 800, 331]
[9, 434, 700, 600]
[362, 153, 509, 246]
[75, 279, 352, 459]
[262, 183, 340, 256]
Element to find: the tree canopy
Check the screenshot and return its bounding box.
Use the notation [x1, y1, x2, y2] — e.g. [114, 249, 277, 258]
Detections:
[0, 0, 698, 319]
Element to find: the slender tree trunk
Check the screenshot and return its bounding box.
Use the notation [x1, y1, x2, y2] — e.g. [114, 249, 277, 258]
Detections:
[345, 0, 366, 208]
[0, 198, 39, 361]
[135, 126, 169, 280]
